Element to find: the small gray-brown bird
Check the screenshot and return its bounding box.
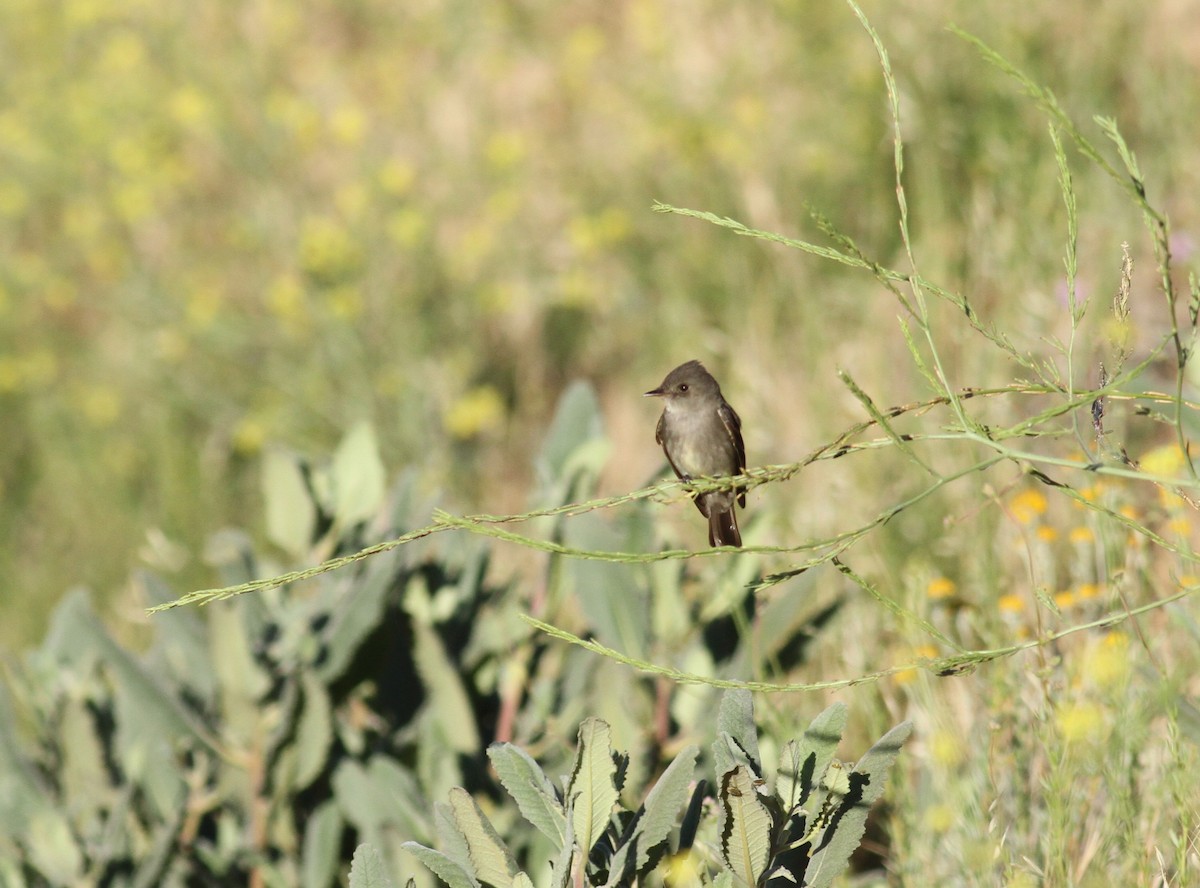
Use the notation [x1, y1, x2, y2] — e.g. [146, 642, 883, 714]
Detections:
[645, 360, 746, 547]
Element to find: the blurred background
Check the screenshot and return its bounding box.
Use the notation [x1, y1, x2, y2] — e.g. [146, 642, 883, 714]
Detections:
[2, 0, 1198, 646]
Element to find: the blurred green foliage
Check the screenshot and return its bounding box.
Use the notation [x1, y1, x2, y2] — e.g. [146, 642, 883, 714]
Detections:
[0, 394, 836, 885]
[6, 0, 1199, 645]
[4, 0, 1200, 884]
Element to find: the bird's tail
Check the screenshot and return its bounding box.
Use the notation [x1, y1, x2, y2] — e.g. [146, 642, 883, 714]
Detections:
[708, 507, 742, 548]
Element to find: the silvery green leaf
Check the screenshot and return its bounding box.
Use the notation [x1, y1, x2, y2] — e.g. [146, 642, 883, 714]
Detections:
[716, 765, 772, 888]
[567, 718, 619, 857]
[776, 703, 846, 812]
[804, 721, 912, 888]
[448, 787, 518, 888]
[487, 743, 566, 848]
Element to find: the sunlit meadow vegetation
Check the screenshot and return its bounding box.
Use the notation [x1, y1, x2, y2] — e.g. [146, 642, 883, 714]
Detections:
[3, 0, 1200, 882]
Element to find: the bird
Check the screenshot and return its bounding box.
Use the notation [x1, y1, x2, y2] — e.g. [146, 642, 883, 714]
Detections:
[645, 360, 746, 547]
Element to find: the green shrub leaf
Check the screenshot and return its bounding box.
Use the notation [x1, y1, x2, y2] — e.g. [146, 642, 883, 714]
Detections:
[567, 718, 619, 857]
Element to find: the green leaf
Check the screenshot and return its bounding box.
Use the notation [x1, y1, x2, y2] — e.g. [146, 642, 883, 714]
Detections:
[333, 758, 433, 847]
[487, 743, 567, 848]
[332, 420, 386, 531]
[804, 720, 913, 888]
[776, 703, 847, 812]
[130, 801, 186, 888]
[58, 692, 112, 811]
[402, 843, 478, 888]
[548, 811, 576, 888]
[605, 745, 698, 885]
[713, 689, 760, 779]
[293, 671, 334, 791]
[47, 591, 219, 758]
[716, 765, 772, 888]
[412, 622, 480, 754]
[315, 546, 405, 684]
[567, 718, 619, 857]
[26, 809, 84, 885]
[433, 800, 474, 874]
[349, 843, 398, 888]
[302, 800, 343, 888]
[0, 687, 50, 853]
[448, 787, 519, 888]
[536, 381, 606, 482]
[263, 448, 317, 557]
[567, 514, 652, 657]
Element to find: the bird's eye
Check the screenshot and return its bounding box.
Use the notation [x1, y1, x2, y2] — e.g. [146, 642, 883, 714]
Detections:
[679, 383, 689, 392]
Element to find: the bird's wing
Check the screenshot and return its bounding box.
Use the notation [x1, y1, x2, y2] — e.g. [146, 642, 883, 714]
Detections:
[718, 401, 747, 508]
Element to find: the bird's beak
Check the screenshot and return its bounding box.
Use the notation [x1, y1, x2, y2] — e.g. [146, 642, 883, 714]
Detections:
[644, 387, 664, 397]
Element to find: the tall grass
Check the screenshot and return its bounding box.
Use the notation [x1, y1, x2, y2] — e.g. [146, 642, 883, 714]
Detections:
[3, 0, 1200, 882]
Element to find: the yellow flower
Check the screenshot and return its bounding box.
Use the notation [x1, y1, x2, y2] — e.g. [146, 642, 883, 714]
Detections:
[1056, 701, 1105, 745]
[232, 417, 267, 455]
[930, 729, 964, 768]
[267, 274, 306, 323]
[99, 30, 147, 74]
[927, 577, 956, 600]
[168, 86, 213, 130]
[329, 104, 368, 145]
[662, 850, 703, 886]
[0, 357, 21, 392]
[325, 284, 363, 320]
[79, 385, 121, 427]
[444, 386, 506, 440]
[484, 130, 527, 171]
[1035, 525, 1058, 542]
[923, 803, 955, 833]
[1053, 590, 1076, 610]
[377, 158, 416, 196]
[186, 284, 222, 330]
[1140, 444, 1187, 476]
[1068, 526, 1094, 544]
[1010, 489, 1047, 524]
[998, 593, 1025, 614]
[385, 207, 426, 248]
[1083, 633, 1130, 689]
[300, 216, 361, 283]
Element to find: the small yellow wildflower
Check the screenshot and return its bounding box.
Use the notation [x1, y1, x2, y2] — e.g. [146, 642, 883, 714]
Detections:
[1140, 444, 1186, 476]
[1010, 489, 1047, 524]
[386, 208, 427, 247]
[1036, 525, 1058, 542]
[329, 104, 367, 145]
[444, 386, 505, 440]
[1084, 633, 1130, 689]
[998, 593, 1025, 614]
[79, 385, 121, 427]
[930, 729, 965, 768]
[484, 130, 527, 171]
[927, 577, 957, 600]
[377, 158, 415, 195]
[325, 284, 363, 320]
[232, 417, 267, 456]
[1068, 526, 1094, 544]
[923, 803, 955, 833]
[1057, 701, 1105, 745]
